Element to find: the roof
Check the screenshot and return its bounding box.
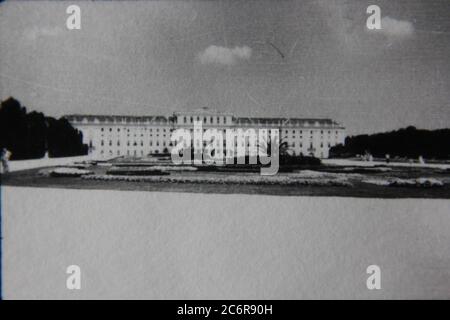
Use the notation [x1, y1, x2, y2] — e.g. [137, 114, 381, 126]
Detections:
[64, 113, 344, 128]
[173, 107, 234, 116]
[64, 114, 170, 123]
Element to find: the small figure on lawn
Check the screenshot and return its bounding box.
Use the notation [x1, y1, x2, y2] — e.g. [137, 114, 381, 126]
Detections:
[1, 148, 12, 174]
[418, 155, 425, 164]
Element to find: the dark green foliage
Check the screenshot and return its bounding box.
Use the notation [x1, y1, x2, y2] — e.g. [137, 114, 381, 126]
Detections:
[0, 97, 88, 160]
[279, 154, 321, 166]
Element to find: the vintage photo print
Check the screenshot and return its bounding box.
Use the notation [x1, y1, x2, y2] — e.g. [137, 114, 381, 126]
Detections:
[0, 0, 449, 301]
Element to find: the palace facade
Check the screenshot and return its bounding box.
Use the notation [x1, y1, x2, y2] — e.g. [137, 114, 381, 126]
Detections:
[65, 109, 346, 159]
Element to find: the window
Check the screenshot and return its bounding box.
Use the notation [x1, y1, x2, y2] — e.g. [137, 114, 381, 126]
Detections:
[217, 117, 220, 123]
[101, 140, 104, 146]
[184, 116, 187, 123]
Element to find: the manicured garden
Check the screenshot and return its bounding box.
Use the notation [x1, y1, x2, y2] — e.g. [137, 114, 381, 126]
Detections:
[2, 155, 449, 198]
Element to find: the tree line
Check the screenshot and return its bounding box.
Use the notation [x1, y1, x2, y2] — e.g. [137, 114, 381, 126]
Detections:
[330, 126, 450, 159]
[0, 97, 88, 160]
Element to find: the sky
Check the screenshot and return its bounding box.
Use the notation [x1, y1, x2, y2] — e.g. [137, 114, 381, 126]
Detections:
[0, 0, 449, 135]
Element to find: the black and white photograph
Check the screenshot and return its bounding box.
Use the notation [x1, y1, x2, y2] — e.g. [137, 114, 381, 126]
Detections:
[0, 0, 449, 302]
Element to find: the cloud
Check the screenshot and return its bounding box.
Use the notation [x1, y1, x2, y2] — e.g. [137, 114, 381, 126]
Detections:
[24, 26, 62, 41]
[381, 17, 414, 37]
[198, 45, 252, 65]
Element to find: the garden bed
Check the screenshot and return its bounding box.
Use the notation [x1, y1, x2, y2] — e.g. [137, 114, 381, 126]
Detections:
[48, 167, 93, 177]
[106, 167, 170, 176]
[82, 174, 353, 187]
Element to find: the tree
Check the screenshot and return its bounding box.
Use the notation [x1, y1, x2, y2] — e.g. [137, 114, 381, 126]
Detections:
[330, 126, 450, 159]
[0, 97, 88, 160]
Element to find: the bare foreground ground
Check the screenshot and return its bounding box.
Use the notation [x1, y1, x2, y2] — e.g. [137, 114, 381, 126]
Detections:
[2, 186, 450, 299]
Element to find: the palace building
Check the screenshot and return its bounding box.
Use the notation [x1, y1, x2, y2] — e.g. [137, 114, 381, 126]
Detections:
[64, 109, 346, 159]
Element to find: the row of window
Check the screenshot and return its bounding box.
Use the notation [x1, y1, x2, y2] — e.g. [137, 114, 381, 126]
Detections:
[100, 140, 170, 147]
[100, 127, 170, 132]
[174, 140, 333, 149]
[100, 136, 340, 148]
[101, 134, 168, 138]
[181, 116, 229, 125]
[285, 130, 339, 135]
[99, 149, 165, 156]
[97, 126, 342, 133]
[98, 147, 328, 157]
[98, 127, 341, 136]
